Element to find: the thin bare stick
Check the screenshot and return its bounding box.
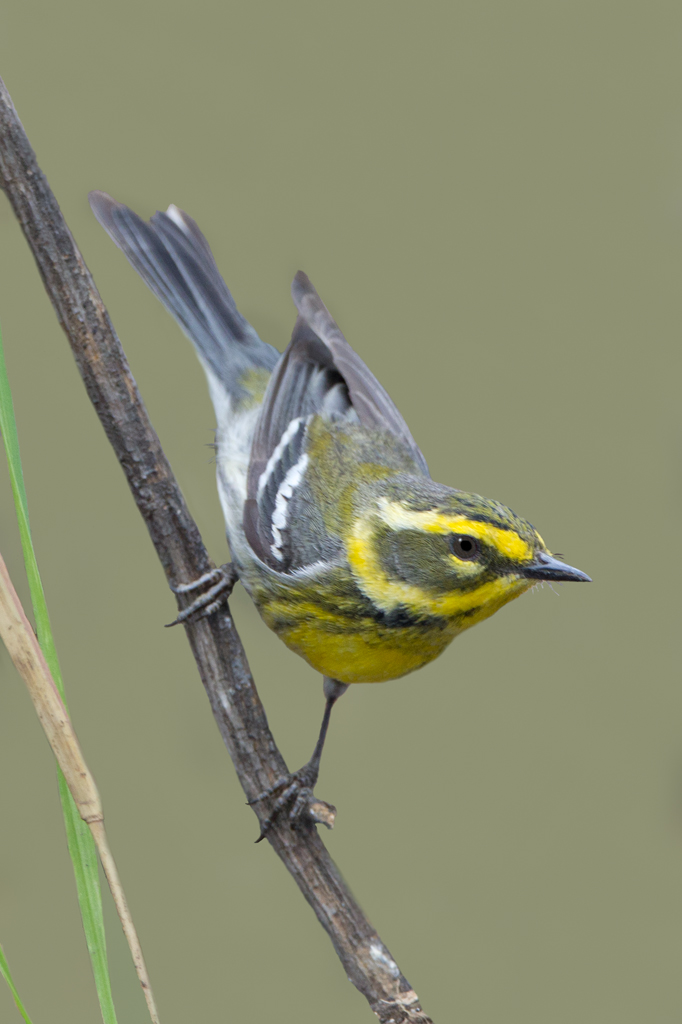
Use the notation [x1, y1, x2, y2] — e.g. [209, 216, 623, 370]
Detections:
[0, 549, 161, 1024]
[0, 74, 432, 1022]
[88, 820, 158, 1017]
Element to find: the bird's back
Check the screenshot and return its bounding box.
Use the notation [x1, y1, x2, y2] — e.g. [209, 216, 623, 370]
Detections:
[88, 193, 428, 581]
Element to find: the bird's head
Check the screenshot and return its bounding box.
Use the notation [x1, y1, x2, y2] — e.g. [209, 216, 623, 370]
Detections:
[348, 477, 591, 631]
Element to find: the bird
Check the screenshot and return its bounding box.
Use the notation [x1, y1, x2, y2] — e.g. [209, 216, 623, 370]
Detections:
[89, 190, 591, 839]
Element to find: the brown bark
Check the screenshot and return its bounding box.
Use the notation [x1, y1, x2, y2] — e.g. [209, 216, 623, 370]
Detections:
[0, 75, 432, 1023]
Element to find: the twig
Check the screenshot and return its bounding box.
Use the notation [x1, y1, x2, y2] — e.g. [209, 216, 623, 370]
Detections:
[0, 74, 432, 1023]
[0, 548, 161, 1024]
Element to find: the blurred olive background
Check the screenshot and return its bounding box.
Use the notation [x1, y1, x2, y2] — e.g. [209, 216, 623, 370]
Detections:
[0, 2, 680, 1022]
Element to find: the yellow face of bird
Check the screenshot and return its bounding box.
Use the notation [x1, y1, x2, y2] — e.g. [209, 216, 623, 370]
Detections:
[346, 484, 590, 632]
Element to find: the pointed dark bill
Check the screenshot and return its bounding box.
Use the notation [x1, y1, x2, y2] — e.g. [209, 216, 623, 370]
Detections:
[523, 552, 592, 583]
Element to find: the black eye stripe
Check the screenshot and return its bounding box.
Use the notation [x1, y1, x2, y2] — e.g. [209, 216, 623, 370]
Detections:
[448, 534, 480, 561]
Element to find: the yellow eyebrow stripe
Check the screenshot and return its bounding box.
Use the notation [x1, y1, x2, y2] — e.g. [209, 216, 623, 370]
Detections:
[376, 499, 534, 562]
[347, 514, 530, 619]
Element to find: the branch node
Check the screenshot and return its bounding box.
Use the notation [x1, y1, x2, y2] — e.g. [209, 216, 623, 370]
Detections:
[307, 799, 337, 830]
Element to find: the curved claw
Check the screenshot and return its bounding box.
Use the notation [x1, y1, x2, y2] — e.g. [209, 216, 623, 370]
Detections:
[247, 774, 290, 806]
[255, 781, 306, 843]
[249, 766, 335, 843]
[166, 563, 238, 627]
[170, 567, 226, 595]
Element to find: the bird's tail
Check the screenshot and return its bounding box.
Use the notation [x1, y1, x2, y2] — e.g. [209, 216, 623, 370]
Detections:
[88, 191, 280, 407]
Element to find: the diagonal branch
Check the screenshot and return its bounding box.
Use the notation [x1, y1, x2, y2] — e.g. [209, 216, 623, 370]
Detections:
[0, 75, 433, 1024]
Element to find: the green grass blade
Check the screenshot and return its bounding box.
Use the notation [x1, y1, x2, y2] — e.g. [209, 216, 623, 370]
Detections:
[0, 327, 118, 1024]
[0, 331, 62, 700]
[57, 773, 118, 1022]
[0, 943, 34, 1024]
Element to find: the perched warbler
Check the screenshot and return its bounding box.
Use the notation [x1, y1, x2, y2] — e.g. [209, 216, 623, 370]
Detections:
[90, 191, 591, 838]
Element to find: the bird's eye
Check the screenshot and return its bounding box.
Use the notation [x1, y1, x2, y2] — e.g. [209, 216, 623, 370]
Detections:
[449, 534, 480, 560]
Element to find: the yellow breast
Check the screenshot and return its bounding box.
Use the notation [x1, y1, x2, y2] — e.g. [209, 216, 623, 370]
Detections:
[273, 611, 458, 683]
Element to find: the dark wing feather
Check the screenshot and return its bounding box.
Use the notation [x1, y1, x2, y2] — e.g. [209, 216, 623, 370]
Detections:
[89, 191, 279, 396]
[244, 272, 429, 569]
[291, 271, 428, 473]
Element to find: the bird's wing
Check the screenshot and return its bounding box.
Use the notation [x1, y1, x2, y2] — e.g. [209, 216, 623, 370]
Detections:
[291, 272, 428, 467]
[244, 272, 429, 570]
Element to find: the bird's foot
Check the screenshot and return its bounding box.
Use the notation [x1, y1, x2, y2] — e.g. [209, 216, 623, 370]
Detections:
[166, 563, 238, 626]
[248, 764, 337, 843]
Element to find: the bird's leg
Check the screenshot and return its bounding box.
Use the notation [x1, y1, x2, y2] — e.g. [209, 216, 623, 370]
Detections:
[166, 562, 239, 626]
[250, 677, 349, 842]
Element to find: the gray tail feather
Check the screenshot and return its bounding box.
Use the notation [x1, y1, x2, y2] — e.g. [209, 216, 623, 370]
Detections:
[88, 191, 280, 397]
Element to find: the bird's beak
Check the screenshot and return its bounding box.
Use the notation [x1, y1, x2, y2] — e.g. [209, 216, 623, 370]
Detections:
[523, 552, 592, 583]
